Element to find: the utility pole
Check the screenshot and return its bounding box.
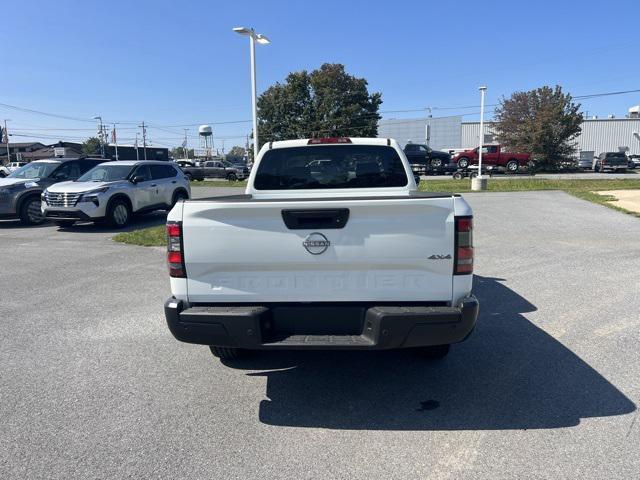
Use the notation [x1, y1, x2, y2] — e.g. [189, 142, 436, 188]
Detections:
[135, 133, 140, 161]
[139, 121, 148, 161]
[93, 116, 105, 158]
[112, 124, 119, 161]
[3, 119, 10, 164]
[425, 107, 432, 146]
[183, 129, 189, 159]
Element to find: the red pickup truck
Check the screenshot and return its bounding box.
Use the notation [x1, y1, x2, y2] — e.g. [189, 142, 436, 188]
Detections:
[453, 145, 531, 172]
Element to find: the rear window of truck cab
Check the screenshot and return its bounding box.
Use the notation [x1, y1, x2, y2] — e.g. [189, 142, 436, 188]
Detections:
[254, 145, 408, 190]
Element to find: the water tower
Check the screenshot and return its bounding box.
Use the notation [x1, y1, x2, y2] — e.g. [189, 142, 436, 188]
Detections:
[198, 125, 214, 158]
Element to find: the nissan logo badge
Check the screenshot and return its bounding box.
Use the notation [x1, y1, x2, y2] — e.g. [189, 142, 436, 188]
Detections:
[303, 232, 330, 255]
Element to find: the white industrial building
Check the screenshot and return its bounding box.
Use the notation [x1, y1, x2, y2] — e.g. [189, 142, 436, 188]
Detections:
[378, 114, 640, 157]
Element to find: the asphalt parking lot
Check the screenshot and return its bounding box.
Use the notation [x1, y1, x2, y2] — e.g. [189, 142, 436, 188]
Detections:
[1, 188, 639, 479]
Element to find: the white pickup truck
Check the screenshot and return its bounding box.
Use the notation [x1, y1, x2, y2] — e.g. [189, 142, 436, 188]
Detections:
[164, 137, 478, 360]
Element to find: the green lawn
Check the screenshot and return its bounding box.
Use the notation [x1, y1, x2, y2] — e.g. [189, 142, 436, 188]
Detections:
[192, 179, 247, 187]
[113, 225, 166, 246]
[114, 177, 640, 247]
[417, 177, 640, 193]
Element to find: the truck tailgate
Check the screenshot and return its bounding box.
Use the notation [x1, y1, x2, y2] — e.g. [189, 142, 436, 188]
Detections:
[181, 196, 456, 303]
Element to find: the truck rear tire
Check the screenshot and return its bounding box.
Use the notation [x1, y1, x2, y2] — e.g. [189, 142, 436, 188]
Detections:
[506, 160, 519, 172]
[209, 346, 246, 360]
[415, 344, 450, 359]
[457, 157, 469, 169]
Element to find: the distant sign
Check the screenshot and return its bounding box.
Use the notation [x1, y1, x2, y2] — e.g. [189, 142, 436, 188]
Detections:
[54, 147, 67, 157]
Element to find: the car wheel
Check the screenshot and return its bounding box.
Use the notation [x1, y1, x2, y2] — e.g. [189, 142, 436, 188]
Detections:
[430, 158, 442, 168]
[19, 196, 45, 225]
[227, 173, 238, 182]
[209, 346, 246, 360]
[54, 220, 76, 228]
[506, 160, 519, 172]
[107, 199, 131, 228]
[453, 172, 463, 180]
[185, 173, 193, 181]
[457, 157, 469, 169]
[171, 190, 189, 207]
[470, 171, 479, 179]
[415, 344, 450, 359]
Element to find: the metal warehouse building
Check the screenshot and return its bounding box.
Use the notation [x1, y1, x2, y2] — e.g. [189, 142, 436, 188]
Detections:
[379, 117, 640, 156]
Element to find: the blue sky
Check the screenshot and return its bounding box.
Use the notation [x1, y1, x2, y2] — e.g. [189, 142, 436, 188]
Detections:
[1, 0, 639, 149]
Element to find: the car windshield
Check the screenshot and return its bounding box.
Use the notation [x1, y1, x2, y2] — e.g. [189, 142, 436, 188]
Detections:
[8, 162, 60, 179]
[77, 164, 134, 182]
[254, 145, 408, 190]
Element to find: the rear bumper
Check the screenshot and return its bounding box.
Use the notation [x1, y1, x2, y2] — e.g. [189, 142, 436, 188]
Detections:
[164, 296, 479, 350]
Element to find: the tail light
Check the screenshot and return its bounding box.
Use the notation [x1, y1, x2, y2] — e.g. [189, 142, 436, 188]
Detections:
[167, 221, 186, 278]
[454, 216, 473, 275]
[308, 137, 352, 144]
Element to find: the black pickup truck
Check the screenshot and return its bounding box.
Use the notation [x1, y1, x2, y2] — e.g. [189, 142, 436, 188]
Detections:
[403, 144, 454, 175]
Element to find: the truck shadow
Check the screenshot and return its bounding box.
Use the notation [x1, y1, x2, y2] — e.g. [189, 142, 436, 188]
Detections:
[225, 275, 636, 430]
[56, 211, 167, 234]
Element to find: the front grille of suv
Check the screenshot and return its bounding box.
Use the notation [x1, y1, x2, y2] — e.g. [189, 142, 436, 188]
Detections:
[44, 191, 81, 207]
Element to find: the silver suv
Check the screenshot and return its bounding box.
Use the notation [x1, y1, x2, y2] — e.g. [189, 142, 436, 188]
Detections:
[42, 161, 190, 228]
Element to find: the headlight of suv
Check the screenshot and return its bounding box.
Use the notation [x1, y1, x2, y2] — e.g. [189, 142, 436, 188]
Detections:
[78, 187, 109, 204]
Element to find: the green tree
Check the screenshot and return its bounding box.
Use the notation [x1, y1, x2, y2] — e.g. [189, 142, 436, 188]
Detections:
[257, 63, 382, 147]
[82, 137, 102, 155]
[493, 85, 583, 170]
[170, 146, 195, 159]
[226, 145, 246, 158]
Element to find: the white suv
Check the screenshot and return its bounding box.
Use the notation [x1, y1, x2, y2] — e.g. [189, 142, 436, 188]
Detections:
[42, 160, 190, 228]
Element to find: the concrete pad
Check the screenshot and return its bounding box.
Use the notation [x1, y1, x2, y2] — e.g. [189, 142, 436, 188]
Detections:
[598, 189, 640, 213]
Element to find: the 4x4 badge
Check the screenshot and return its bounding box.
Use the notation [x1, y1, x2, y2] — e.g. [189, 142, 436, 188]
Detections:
[428, 254, 452, 260]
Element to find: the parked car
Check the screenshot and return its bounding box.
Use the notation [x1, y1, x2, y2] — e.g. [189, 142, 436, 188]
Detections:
[7, 161, 28, 172]
[0, 164, 10, 178]
[453, 144, 531, 172]
[627, 154, 639, 169]
[202, 159, 249, 181]
[403, 143, 453, 175]
[593, 152, 628, 173]
[42, 160, 190, 228]
[163, 137, 478, 361]
[0, 157, 105, 225]
[578, 158, 594, 170]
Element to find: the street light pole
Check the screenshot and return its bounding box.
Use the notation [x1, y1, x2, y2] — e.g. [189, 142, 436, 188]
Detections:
[477, 86, 487, 178]
[135, 133, 140, 161]
[233, 26, 270, 161]
[471, 86, 488, 191]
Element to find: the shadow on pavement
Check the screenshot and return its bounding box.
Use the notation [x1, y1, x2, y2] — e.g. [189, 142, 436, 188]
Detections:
[224, 275, 636, 430]
[56, 211, 167, 234]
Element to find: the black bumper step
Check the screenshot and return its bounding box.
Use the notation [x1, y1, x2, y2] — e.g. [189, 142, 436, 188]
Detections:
[165, 298, 479, 350]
